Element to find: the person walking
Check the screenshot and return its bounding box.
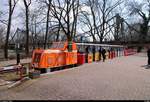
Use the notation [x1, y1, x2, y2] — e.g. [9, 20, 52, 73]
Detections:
[147, 47, 150, 66]
[101, 48, 106, 62]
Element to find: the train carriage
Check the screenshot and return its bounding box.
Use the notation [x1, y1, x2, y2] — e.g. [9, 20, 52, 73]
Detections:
[76, 43, 125, 62]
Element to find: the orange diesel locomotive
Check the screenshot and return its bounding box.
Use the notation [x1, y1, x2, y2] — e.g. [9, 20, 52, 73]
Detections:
[31, 42, 77, 72]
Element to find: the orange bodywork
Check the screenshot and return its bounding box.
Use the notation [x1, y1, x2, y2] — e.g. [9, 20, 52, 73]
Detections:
[31, 42, 77, 69]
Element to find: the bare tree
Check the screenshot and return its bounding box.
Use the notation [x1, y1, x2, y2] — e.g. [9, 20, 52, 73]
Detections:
[0, 26, 5, 48]
[40, 0, 52, 49]
[37, 0, 61, 48]
[51, 0, 80, 51]
[80, 0, 123, 43]
[4, 0, 19, 59]
[79, 1, 97, 42]
[96, 0, 123, 43]
[30, 13, 38, 49]
[128, 0, 150, 43]
[0, 11, 7, 25]
[29, 4, 46, 49]
[23, 0, 31, 56]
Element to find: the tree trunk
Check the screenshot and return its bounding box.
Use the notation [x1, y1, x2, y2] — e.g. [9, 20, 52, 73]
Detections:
[4, 0, 13, 59]
[67, 35, 72, 52]
[56, 24, 60, 41]
[25, 7, 29, 56]
[140, 21, 149, 43]
[44, 3, 50, 49]
[4, 13, 12, 59]
[100, 37, 103, 43]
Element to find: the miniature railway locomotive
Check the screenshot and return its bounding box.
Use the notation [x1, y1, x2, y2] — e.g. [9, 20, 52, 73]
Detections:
[31, 41, 77, 73]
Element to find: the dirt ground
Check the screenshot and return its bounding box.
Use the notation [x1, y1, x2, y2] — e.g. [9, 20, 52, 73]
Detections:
[0, 53, 150, 100]
[0, 58, 31, 67]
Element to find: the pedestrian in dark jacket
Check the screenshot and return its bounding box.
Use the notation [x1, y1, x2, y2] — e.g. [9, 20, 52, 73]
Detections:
[102, 48, 106, 62]
[147, 48, 150, 65]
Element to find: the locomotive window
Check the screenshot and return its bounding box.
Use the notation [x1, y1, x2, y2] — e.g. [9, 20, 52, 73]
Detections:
[34, 53, 41, 63]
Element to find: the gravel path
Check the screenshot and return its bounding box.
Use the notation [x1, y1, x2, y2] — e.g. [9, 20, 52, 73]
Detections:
[0, 53, 150, 100]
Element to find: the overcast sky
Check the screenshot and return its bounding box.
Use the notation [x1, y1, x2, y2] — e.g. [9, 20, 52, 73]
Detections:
[0, 0, 39, 31]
